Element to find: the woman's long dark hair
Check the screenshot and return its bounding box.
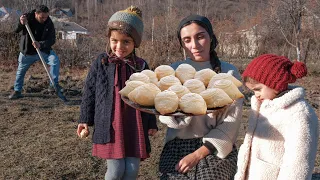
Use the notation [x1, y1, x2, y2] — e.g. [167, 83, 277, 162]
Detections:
[178, 20, 221, 73]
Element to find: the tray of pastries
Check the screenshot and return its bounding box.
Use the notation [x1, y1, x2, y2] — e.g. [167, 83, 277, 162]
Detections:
[119, 64, 244, 116]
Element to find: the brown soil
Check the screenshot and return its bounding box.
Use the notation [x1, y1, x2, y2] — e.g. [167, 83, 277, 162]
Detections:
[0, 63, 319, 179]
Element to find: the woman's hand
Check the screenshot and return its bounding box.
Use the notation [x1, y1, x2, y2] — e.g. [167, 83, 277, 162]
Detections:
[77, 123, 89, 138]
[175, 152, 201, 173]
[148, 129, 157, 136]
[175, 145, 211, 173]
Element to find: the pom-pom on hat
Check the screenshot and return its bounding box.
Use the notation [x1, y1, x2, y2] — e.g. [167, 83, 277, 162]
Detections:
[108, 6, 143, 47]
[242, 54, 307, 92]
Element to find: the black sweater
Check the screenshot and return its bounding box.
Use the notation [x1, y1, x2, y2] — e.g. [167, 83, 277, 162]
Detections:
[15, 10, 56, 55]
[79, 53, 158, 153]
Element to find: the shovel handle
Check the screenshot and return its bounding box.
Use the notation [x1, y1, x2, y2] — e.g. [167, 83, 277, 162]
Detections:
[25, 23, 55, 89]
[24, 23, 68, 102]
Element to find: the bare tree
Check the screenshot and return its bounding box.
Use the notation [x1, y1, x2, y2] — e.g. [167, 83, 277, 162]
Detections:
[269, 0, 308, 62]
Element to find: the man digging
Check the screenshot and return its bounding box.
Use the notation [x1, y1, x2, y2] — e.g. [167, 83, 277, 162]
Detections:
[9, 5, 63, 99]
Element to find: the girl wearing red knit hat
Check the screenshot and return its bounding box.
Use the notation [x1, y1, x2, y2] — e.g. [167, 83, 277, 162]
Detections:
[235, 54, 319, 180]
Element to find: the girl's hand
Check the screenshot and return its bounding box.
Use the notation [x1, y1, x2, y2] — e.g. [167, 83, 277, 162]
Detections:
[77, 123, 89, 138]
[148, 129, 157, 136]
[175, 153, 200, 174]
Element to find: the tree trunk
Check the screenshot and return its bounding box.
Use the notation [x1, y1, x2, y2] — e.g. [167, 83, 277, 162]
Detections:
[75, 0, 78, 22]
[87, 0, 90, 26]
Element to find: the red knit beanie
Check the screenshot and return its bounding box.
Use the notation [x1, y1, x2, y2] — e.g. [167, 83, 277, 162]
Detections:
[242, 54, 307, 92]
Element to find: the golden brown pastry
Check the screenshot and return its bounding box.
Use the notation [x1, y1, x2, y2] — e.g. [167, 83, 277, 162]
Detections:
[175, 64, 196, 84]
[79, 129, 89, 138]
[127, 72, 150, 84]
[141, 70, 158, 85]
[183, 79, 206, 94]
[128, 83, 161, 106]
[179, 93, 207, 115]
[194, 68, 217, 87]
[154, 65, 175, 80]
[211, 79, 244, 100]
[207, 73, 242, 88]
[154, 90, 179, 115]
[119, 81, 146, 97]
[158, 75, 182, 91]
[167, 84, 191, 99]
[199, 88, 233, 108]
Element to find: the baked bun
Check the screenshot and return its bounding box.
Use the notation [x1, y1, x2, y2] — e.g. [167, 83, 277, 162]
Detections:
[211, 79, 244, 100]
[128, 83, 161, 106]
[207, 73, 242, 88]
[199, 88, 233, 108]
[167, 84, 191, 99]
[154, 65, 175, 80]
[119, 81, 146, 97]
[194, 68, 217, 87]
[154, 90, 179, 115]
[175, 64, 196, 84]
[158, 75, 182, 91]
[183, 79, 206, 94]
[141, 70, 158, 85]
[179, 93, 207, 115]
[127, 72, 150, 84]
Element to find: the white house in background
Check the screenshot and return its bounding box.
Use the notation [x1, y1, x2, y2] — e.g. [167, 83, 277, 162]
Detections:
[52, 18, 89, 46]
[55, 21, 88, 39]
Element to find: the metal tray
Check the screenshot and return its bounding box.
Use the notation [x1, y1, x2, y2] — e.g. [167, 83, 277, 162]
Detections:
[121, 95, 231, 116]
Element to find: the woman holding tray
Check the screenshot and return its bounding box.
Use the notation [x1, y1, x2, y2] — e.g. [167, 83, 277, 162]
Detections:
[158, 15, 243, 179]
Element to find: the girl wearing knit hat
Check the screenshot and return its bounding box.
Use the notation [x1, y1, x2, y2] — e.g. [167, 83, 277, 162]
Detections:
[77, 6, 158, 180]
[158, 15, 242, 179]
[235, 54, 319, 180]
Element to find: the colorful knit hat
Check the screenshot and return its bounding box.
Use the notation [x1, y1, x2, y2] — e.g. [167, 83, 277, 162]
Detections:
[242, 54, 307, 92]
[108, 6, 144, 47]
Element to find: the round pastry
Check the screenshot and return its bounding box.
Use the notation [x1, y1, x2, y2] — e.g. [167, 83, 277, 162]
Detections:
[194, 68, 217, 87]
[199, 88, 233, 108]
[127, 72, 150, 84]
[158, 75, 182, 91]
[211, 79, 244, 100]
[167, 84, 191, 99]
[128, 83, 161, 106]
[179, 93, 207, 115]
[154, 65, 175, 80]
[141, 69, 158, 85]
[79, 129, 89, 138]
[154, 90, 179, 115]
[207, 73, 242, 88]
[119, 81, 146, 97]
[183, 79, 206, 94]
[175, 63, 196, 84]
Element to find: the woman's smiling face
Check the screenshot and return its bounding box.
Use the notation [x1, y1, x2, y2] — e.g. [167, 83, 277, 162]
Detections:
[180, 23, 211, 62]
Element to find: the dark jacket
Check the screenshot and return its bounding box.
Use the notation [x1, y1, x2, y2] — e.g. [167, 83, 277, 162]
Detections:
[15, 9, 56, 55]
[79, 53, 158, 153]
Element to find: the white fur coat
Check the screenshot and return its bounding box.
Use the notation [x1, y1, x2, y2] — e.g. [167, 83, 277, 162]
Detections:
[235, 87, 319, 180]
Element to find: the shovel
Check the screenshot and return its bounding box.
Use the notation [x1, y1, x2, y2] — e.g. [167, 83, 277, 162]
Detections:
[25, 23, 68, 102]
